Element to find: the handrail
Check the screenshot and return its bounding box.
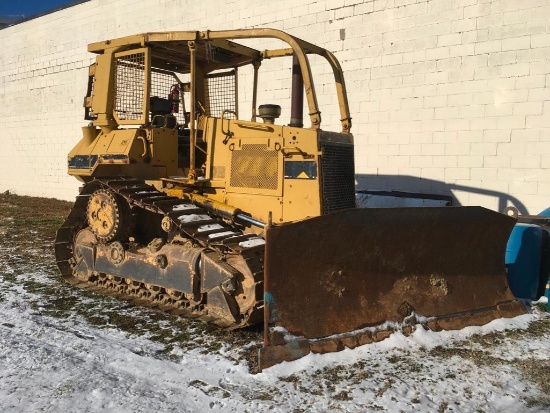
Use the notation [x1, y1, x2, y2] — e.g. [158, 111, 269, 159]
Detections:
[199, 28, 351, 133]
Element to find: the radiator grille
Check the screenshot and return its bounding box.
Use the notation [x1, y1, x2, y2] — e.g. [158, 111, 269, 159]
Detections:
[114, 52, 145, 121]
[320, 142, 356, 214]
[230, 144, 278, 190]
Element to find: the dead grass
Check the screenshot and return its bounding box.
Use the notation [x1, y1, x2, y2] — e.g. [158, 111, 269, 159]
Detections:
[427, 315, 550, 409]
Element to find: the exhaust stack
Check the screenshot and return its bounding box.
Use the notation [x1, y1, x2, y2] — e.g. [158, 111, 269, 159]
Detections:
[290, 54, 304, 128]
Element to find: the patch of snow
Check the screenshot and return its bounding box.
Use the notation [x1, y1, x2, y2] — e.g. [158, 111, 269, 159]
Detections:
[177, 214, 210, 223]
[208, 231, 236, 239]
[238, 238, 265, 248]
[197, 224, 224, 232]
[535, 296, 548, 305]
[172, 204, 197, 212]
[1, 264, 549, 412]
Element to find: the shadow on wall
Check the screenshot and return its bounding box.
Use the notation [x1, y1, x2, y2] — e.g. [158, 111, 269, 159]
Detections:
[356, 174, 528, 215]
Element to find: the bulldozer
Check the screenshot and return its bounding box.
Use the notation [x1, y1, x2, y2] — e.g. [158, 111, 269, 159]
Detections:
[55, 28, 525, 370]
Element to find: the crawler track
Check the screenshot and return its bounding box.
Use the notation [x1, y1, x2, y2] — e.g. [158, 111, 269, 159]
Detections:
[55, 177, 265, 328]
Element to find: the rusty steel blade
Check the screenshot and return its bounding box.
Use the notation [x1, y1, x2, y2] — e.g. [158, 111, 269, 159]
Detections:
[260, 206, 526, 369]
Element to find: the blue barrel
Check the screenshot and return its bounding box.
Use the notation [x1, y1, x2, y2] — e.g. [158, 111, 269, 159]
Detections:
[505, 224, 543, 300]
[539, 208, 550, 308]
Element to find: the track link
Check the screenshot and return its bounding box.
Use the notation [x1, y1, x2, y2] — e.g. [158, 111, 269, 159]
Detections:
[55, 177, 265, 328]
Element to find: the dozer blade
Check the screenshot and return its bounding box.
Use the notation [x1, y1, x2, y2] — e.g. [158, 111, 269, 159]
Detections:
[259, 206, 525, 369]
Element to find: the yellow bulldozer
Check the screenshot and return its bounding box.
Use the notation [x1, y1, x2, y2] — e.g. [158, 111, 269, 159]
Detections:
[55, 28, 525, 369]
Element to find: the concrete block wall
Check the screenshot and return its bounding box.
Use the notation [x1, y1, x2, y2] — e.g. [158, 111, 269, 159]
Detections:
[349, 0, 550, 214]
[0, 0, 549, 214]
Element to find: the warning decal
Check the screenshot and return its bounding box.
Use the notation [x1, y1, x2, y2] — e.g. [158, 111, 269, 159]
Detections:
[284, 161, 317, 179]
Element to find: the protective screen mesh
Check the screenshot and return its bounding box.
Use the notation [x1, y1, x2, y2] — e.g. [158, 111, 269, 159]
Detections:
[151, 69, 187, 125]
[114, 53, 145, 121]
[204, 70, 237, 118]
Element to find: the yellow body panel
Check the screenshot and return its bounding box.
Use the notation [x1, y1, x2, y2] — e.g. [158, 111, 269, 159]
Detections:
[196, 117, 324, 224]
[68, 127, 179, 180]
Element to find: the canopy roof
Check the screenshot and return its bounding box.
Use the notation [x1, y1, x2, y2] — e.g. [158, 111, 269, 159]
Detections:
[87, 28, 351, 132]
[88, 29, 325, 73]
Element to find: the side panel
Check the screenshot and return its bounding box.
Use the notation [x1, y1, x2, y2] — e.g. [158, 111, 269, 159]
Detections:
[203, 119, 327, 224]
[68, 127, 178, 180]
[68, 129, 141, 177]
[150, 128, 179, 176]
[90, 52, 116, 127]
[280, 127, 322, 221]
[204, 117, 285, 224]
[201, 121, 350, 225]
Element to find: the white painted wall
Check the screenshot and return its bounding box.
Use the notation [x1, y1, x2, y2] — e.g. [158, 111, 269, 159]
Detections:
[0, 0, 549, 214]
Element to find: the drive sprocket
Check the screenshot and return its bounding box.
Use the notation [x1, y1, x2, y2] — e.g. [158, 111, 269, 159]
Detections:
[86, 189, 128, 243]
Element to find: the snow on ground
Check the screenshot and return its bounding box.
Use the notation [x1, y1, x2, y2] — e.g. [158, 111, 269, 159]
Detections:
[1, 264, 550, 412]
